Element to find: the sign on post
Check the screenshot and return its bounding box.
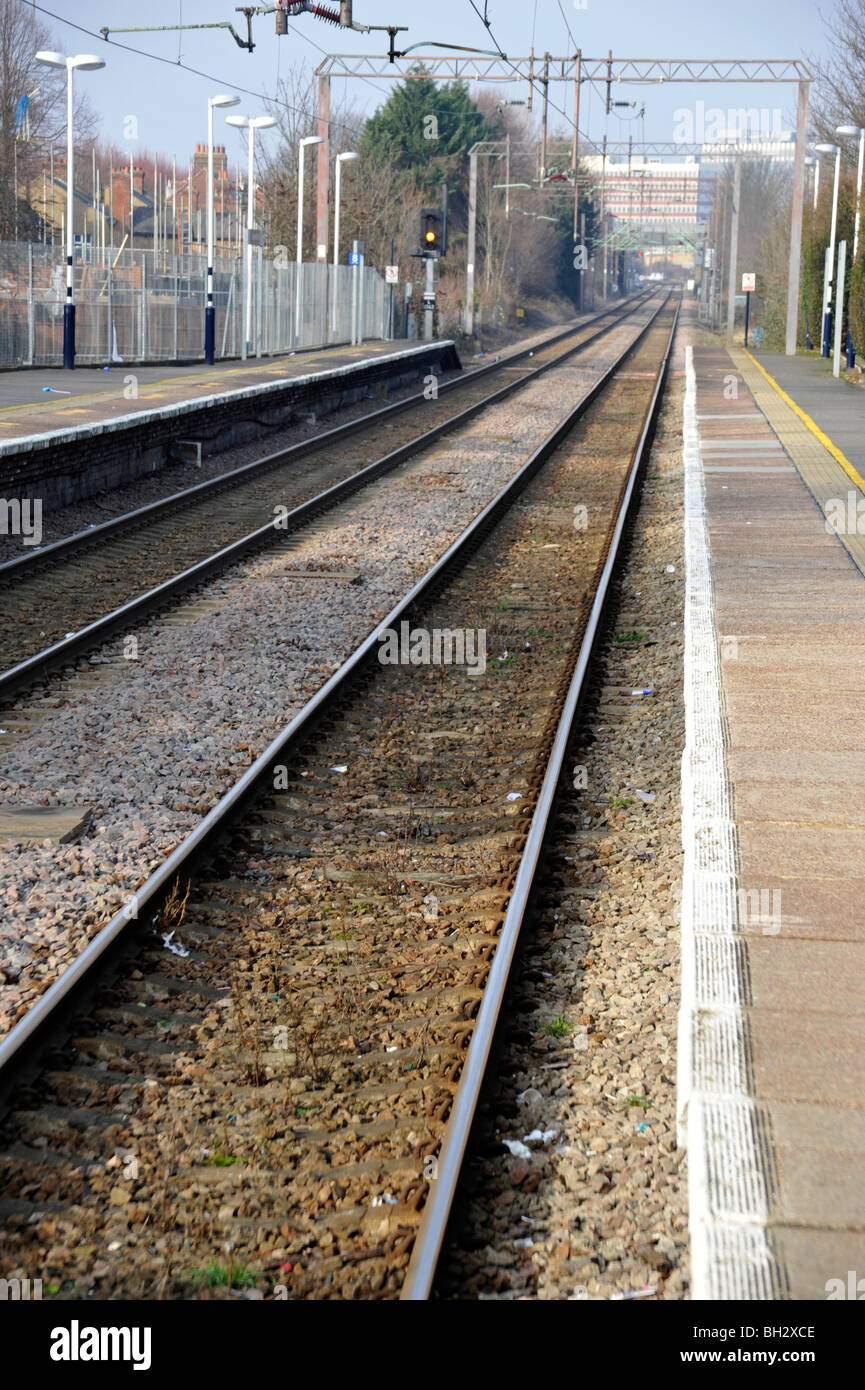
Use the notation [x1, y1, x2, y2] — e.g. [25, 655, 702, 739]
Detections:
[742, 274, 755, 347]
[349, 250, 361, 266]
[385, 265, 399, 284]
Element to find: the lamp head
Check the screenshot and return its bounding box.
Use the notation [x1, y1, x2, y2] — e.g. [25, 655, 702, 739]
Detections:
[814, 142, 839, 154]
[836, 124, 863, 136]
[300, 135, 324, 147]
[338, 151, 360, 163]
[211, 94, 240, 109]
[251, 116, 277, 130]
[35, 50, 66, 68]
[69, 55, 105, 71]
[225, 115, 249, 129]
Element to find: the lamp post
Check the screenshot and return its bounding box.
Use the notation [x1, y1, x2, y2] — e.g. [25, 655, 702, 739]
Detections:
[815, 141, 842, 356]
[332, 152, 359, 337]
[226, 113, 276, 358]
[36, 51, 105, 369]
[836, 125, 865, 366]
[837, 125, 865, 263]
[333, 151, 359, 267]
[296, 135, 324, 343]
[205, 94, 239, 363]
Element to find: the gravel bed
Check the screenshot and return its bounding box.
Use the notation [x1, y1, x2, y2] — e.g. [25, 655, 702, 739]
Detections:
[0, 313, 651, 1036]
[435, 329, 690, 1300]
[0, 323, 571, 564]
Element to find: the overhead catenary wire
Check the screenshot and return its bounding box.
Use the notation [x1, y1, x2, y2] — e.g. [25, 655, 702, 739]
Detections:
[555, 0, 578, 51]
[27, 1, 389, 141]
[464, 1, 598, 147]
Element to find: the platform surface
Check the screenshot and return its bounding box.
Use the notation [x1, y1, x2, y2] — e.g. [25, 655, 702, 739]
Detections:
[750, 346, 865, 474]
[0, 338, 452, 446]
[684, 334, 865, 1301]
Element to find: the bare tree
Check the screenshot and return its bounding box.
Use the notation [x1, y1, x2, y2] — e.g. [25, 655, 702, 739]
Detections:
[0, 0, 97, 239]
[259, 64, 365, 256]
[809, 0, 865, 139]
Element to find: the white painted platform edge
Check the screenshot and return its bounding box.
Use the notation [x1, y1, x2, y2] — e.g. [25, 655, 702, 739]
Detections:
[0, 340, 456, 456]
[678, 344, 784, 1300]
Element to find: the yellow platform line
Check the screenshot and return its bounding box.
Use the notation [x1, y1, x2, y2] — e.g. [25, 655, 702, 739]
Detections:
[0, 346, 381, 420]
[741, 347, 865, 494]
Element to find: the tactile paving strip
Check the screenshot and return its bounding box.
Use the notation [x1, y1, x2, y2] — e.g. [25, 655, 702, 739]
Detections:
[730, 346, 865, 578]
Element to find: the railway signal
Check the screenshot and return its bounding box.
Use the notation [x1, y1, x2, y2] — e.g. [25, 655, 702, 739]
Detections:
[419, 208, 444, 257]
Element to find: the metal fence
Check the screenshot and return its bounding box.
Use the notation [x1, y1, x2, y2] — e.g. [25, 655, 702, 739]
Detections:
[0, 242, 395, 367]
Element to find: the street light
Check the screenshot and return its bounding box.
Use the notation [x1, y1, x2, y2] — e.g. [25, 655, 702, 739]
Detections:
[815, 142, 841, 356]
[296, 135, 324, 342]
[811, 151, 821, 209]
[333, 151, 359, 267]
[36, 51, 105, 369]
[836, 125, 865, 365]
[226, 113, 276, 358]
[837, 125, 865, 263]
[205, 94, 239, 364]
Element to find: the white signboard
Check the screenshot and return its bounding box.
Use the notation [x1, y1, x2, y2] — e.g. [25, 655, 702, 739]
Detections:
[741, 272, 756, 292]
[385, 265, 399, 284]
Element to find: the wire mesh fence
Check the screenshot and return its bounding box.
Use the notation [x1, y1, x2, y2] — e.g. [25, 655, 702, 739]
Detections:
[0, 242, 395, 367]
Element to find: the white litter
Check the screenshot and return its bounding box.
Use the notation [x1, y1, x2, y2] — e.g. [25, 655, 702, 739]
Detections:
[524, 1128, 558, 1145]
[506, 792, 523, 801]
[513, 1237, 534, 1249]
[635, 789, 656, 803]
[631, 688, 652, 696]
[502, 1138, 532, 1160]
[370, 1193, 398, 1207]
[330, 765, 348, 773]
[161, 930, 189, 958]
[665, 564, 676, 573]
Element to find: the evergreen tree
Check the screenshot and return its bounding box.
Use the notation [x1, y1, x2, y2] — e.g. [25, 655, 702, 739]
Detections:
[359, 68, 497, 187]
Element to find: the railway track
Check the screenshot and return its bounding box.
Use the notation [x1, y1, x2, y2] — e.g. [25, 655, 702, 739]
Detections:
[0, 296, 651, 699]
[0, 292, 678, 1301]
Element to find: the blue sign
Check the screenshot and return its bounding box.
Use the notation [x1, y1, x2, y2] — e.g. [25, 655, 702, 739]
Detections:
[349, 251, 361, 265]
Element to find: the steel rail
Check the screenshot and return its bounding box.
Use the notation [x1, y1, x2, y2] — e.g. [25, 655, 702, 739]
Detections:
[0, 297, 647, 585]
[0, 292, 673, 1121]
[0, 295, 656, 703]
[400, 296, 681, 1300]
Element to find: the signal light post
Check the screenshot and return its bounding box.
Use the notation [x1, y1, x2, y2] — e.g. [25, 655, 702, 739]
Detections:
[416, 203, 446, 340]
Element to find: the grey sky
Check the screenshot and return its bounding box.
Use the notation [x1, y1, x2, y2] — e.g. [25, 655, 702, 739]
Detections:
[27, 0, 833, 163]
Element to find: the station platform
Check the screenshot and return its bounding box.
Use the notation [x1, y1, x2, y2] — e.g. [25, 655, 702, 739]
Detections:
[680, 331, 865, 1300]
[0, 339, 454, 446]
[0, 338, 461, 508]
[747, 345, 865, 476]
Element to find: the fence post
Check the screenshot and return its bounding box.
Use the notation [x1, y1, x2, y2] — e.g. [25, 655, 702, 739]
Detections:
[26, 243, 34, 365]
[358, 256, 366, 343]
[256, 244, 263, 358]
[141, 252, 147, 361]
[221, 268, 233, 358]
